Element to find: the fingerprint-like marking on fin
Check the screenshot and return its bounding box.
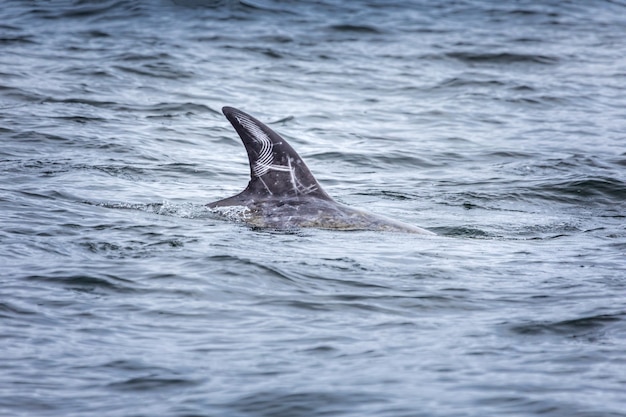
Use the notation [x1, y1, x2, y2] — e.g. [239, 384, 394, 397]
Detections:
[235, 114, 273, 177]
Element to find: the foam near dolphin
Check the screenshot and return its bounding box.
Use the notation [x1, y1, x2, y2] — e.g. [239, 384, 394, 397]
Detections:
[208, 106, 435, 235]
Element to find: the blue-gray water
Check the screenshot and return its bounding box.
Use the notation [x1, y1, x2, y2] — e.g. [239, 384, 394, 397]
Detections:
[2, 1, 626, 416]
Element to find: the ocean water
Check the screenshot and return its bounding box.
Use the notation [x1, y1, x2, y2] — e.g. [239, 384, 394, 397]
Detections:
[1, 0, 626, 416]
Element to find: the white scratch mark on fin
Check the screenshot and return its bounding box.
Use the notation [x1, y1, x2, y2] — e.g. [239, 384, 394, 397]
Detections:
[257, 176, 273, 195]
[287, 158, 298, 195]
[235, 114, 273, 177]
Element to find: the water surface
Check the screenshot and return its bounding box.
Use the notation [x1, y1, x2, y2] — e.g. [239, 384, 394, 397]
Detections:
[1, 1, 626, 416]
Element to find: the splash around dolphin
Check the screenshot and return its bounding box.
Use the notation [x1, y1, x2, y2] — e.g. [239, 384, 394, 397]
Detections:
[207, 106, 435, 235]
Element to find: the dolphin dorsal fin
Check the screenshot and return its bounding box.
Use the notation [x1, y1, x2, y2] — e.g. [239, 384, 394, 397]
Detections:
[212, 107, 332, 206]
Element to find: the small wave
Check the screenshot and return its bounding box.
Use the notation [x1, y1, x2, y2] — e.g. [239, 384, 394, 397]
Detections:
[434, 226, 493, 238]
[310, 150, 437, 169]
[230, 390, 382, 417]
[94, 201, 214, 219]
[238, 0, 299, 14]
[79, 29, 110, 38]
[9, 130, 72, 144]
[446, 51, 558, 65]
[42, 97, 118, 109]
[30, 0, 148, 21]
[221, 44, 286, 59]
[433, 77, 507, 89]
[328, 24, 384, 34]
[532, 177, 626, 204]
[58, 2, 130, 19]
[4, 159, 147, 181]
[508, 313, 623, 340]
[108, 375, 199, 391]
[25, 273, 138, 294]
[113, 63, 194, 80]
[513, 221, 584, 240]
[115, 51, 173, 62]
[51, 115, 107, 124]
[0, 301, 38, 320]
[0, 35, 36, 45]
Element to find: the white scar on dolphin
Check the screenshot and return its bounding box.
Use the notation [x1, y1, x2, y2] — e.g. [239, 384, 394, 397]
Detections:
[208, 106, 435, 235]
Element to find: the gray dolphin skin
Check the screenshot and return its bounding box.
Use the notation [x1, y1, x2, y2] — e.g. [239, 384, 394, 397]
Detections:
[208, 106, 435, 234]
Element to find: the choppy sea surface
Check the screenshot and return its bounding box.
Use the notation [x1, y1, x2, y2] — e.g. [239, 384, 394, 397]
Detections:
[2, 1, 626, 416]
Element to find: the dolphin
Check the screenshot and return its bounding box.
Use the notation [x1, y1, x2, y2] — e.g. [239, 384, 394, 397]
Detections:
[207, 106, 435, 234]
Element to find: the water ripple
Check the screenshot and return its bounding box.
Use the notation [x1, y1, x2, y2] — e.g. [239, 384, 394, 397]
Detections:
[1, 1, 625, 416]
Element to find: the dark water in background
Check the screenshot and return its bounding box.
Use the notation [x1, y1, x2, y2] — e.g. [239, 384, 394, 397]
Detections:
[2, 0, 626, 416]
